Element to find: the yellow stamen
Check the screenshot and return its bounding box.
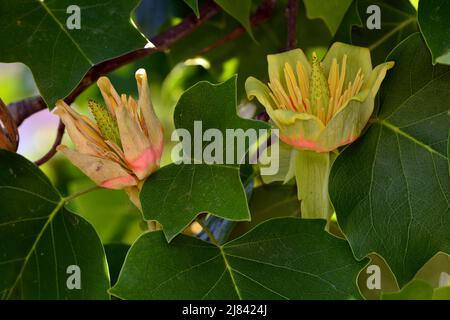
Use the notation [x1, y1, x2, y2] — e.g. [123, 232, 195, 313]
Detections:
[266, 52, 365, 125]
[284, 63, 302, 111]
[268, 82, 287, 109]
[274, 79, 293, 111]
[328, 58, 338, 97]
[326, 97, 334, 123]
[296, 62, 309, 100]
[334, 54, 347, 109]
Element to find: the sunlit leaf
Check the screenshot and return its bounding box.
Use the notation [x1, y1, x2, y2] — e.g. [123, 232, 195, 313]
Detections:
[0, 0, 146, 107]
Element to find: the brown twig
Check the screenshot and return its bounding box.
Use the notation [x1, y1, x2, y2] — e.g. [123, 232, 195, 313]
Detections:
[65, 0, 221, 105]
[34, 120, 65, 166]
[0, 98, 19, 152]
[6, 0, 220, 165]
[285, 0, 299, 50]
[8, 96, 47, 127]
[197, 0, 277, 55]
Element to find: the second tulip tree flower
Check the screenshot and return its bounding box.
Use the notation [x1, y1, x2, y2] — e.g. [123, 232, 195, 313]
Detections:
[55, 69, 164, 209]
[246, 43, 394, 220]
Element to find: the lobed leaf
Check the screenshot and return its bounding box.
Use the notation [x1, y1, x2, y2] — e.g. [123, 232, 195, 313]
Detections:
[330, 33, 450, 287]
[0, 150, 109, 299]
[110, 218, 367, 300]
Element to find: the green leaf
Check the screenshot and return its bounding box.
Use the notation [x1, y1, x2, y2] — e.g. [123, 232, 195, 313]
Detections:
[229, 184, 300, 240]
[304, 0, 352, 36]
[418, 0, 450, 65]
[382, 280, 434, 300]
[433, 286, 450, 300]
[105, 244, 130, 287]
[334, 0, 418, 64]
[381, 278, 450, 300]
[448, 130, 450, 171]
[140, 76, 270, 242]
[68, 179, 143, 244]
[415, 253, 450, 288]
[110, 218, 367, 299]
[0, 0, 146, 107]
[183, 0, 200, 17]
[167, 1, 331, 101]
[0, 150, 109, 299]
[214, 0, 253, 38]
[330, 33, 450, 288]
[141, 163, 251, 242]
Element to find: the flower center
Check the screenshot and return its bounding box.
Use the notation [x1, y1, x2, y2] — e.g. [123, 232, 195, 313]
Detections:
[268, 53, 365, 125]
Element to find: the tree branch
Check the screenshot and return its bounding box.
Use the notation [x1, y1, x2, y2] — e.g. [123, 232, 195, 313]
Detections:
[285, 0, 299, 50]
[65, 0, 221, 105]
[8, 96, 47, 127]
[34, 120, 65, 166]
[9, 0, 221, 117]
[6, 0, 220, 165]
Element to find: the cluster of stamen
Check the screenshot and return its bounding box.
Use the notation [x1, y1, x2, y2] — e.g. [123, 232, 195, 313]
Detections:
[77, 92, 149, 172]
[268, 53, 365, 125]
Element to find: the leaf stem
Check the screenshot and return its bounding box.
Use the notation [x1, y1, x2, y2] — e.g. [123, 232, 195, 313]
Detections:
[196, 217, 220, 247]
[63, 185, 100, 203]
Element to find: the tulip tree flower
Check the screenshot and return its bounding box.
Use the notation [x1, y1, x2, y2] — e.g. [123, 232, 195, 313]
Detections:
[54, 69, 163, 209]
[246, 43, 394, 220]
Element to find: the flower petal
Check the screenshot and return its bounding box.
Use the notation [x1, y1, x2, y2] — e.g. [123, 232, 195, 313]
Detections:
[245, 76, 277, 115]
[97, 76, 121, 115]
[54, 100, 106, 156]
[135, 68, 163, 147]
[322, 42, 373, 90]
[260, 140, 297, 184]
[363, 61, 395, 99]
[116, 105, 160, 180]
[317, 95, 375, 151]
[272, 109, 325, 151]
[57, 145, 137, 189]
[268, 48, 312, 89]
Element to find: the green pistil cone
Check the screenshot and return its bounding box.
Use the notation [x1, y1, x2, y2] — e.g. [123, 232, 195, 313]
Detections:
[310, 53, 330, 118]
[88, 99, 122, 148]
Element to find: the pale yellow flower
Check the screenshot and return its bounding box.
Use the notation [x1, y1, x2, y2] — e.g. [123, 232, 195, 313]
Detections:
[246, 42, 394, 152]
[55, 69, 163, 208]
[246, 43, 394, 220]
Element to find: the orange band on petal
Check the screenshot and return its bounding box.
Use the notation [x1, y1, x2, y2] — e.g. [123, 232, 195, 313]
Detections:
[101, 175, 137, 189]
[280, 135, 319, 150]
[128, 143, 163, 177]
